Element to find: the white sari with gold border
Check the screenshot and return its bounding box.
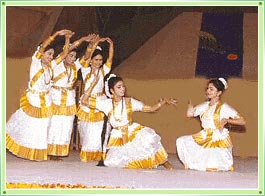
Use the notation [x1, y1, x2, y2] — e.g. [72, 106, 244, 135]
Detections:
[95, 97, 168, 169]
[47, 59, 82, 156]
[77, 64, 111, 162]
[176, 101, 240, 171]
[6, 48, 55, 161]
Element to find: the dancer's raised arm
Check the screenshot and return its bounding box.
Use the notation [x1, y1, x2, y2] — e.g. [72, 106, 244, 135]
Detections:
[69, 33, 97, 51]
[55, 31, 75, 61]
[82, 35, 101, 61]
[39, 29, 73, 54]
[104, 37, 114, 68]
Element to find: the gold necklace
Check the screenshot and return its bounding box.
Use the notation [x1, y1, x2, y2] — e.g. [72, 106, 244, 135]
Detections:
[112, 98, 124, 122]
[42, 63, 52, 85]
[85, 68, 101, 86]
[201, 103, 216, 119]
[64, 64, 73, 83]
[93, 68, 100, 78]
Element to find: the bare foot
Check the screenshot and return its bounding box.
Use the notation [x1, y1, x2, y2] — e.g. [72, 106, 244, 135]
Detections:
[49, 156, 63, 161]
[206, 168, 218, 172]
[184, 164, 189, 170]
[163, 161, 173, 170]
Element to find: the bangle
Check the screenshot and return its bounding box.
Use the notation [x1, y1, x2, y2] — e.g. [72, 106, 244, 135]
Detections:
[63, 45, 69, 50]
[35, 52, 42, 59]
[74, 41, 80, 47]
[86, 48, 92, 52]
[106, 61, 112, 68]
[79, 57, 86, 64]
[49, 36, 55, 42]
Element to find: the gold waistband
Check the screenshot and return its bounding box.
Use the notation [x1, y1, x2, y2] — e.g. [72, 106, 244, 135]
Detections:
[113, 123, 132, 131]
[91, 92, 104, 97]
[52, 85, 74, 91]
[28, 89, 49, 95]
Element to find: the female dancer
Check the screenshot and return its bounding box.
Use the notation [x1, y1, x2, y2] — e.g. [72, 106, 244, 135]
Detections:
[47, 34, 97, 161]
[81, 74, 174, 169]
[6, 29, 73, 161]
[176, 78, 246, 171]
[77, 36, 114, 162]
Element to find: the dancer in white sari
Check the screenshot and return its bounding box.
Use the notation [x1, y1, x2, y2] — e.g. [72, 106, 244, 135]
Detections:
[48, 34, 97, 160]
[176, 78, 246, 171]
[6, 29, 73, 161]
[77, 37, 113, 162]
[81, 75, 175, 169]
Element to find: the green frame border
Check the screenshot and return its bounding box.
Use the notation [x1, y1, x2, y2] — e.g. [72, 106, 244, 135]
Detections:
[1, 0, 264, 195]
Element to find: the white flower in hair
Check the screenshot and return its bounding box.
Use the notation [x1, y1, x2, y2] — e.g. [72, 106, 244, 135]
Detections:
[96, 46, 102, 51]
[218, 77, 228, 89]
[105, 74, 117, 98]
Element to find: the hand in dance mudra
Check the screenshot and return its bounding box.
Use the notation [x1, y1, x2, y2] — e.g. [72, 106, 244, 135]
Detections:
[164, 98, 178, 108]
[186, 99, 195, 117]
[166, 98, 178, 105]
[84, 33, 98, 42]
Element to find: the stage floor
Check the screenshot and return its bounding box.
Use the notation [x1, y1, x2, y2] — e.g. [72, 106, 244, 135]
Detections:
[5, 150, 258, 189]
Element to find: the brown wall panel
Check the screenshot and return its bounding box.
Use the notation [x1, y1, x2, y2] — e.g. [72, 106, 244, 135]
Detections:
[7, 6, 63, 57]
[114, 12, 202, 79]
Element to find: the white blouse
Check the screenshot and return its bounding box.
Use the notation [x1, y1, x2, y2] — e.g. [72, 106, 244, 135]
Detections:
[194, 101, 238, 130]
[95, 97, 144, 128]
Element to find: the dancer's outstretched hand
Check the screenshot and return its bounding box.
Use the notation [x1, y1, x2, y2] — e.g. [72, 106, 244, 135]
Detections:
[187, 99, 195, 117]
[166, 98, 178, 106]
